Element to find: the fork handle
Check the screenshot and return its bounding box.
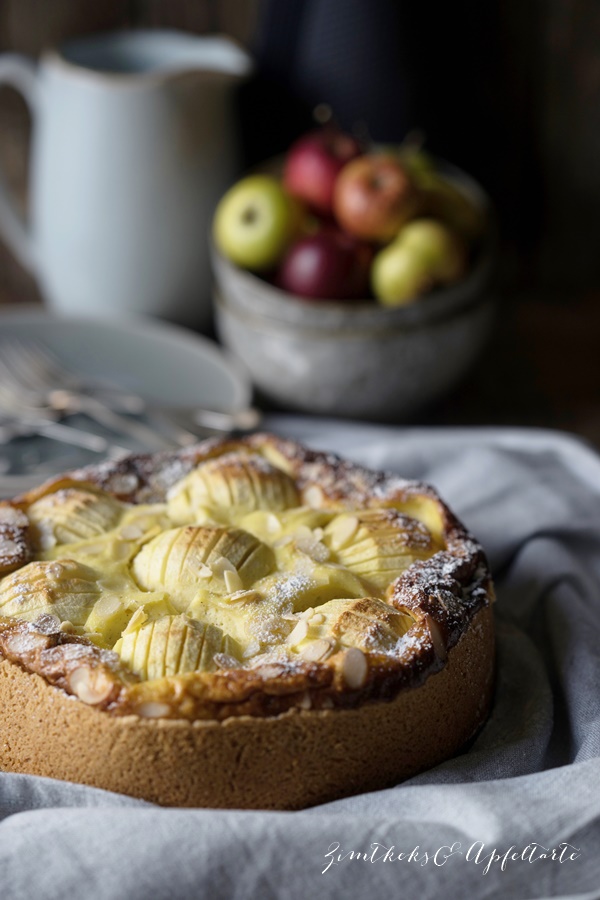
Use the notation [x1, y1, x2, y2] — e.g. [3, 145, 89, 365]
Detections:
[0, 55, 38, 272]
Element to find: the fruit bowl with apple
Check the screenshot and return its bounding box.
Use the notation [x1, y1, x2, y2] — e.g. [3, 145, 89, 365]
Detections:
[211, 130, 496, 419]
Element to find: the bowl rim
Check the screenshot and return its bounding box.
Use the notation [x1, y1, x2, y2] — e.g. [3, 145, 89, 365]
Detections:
[214, 286, 495, 341]
[210, 159, 497, 330]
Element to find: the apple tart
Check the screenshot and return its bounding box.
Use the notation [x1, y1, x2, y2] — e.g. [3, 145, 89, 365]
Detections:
[0, 434, 495, 809]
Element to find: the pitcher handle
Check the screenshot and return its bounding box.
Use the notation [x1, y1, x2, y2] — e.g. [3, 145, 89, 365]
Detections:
[0, 55, 38, 273]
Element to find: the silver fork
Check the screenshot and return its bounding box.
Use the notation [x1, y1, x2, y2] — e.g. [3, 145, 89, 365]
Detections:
[0, 338, 261, 444]
[0, 339, 146, 412]
[0, 410, 128, 455]
[0, 338, 177, 450]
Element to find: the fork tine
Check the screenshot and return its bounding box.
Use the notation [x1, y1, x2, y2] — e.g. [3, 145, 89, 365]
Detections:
[9, 338, 72, 391]
[0, 339, 48, 393]
[8, 338, 122, 395]
[15, 338, 78, 388]
[0, 346, 18, 385]
[0, 342, 39, 396]
[0, 338, 176, 449]
[0, 337, 82, 397]
[2, 338, 144, 408]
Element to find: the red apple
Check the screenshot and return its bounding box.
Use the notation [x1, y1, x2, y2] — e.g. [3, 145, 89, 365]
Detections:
[333, 154, 419, 242]
[283, 128, 362, 216]
[276, 231, 371, 300]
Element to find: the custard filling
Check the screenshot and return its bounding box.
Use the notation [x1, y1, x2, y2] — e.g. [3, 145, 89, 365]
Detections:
[0, 452, 443, 681]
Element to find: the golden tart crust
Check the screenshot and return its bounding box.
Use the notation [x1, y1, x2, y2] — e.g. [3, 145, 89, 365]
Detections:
[0, 433, 495, 808]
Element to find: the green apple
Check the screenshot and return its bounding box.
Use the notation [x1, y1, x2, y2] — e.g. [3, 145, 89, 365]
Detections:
[213, 175, 298, 271]
[401, 219, 465, 282]
[371, 242, 431, 306]
[371, 219, 466, 306]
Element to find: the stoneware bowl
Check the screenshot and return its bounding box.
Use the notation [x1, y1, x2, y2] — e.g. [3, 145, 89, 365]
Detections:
[212, 166, 496, 420]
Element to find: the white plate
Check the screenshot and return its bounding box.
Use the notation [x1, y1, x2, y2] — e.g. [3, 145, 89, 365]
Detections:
[0, 307, 251, 409]
[0, 308, 251, 495]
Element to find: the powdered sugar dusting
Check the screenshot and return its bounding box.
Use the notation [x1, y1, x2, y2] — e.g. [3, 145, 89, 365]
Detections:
[0, 432, 493, 720]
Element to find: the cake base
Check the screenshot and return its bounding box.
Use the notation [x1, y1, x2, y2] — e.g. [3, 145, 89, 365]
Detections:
[0, 606, 494, 809]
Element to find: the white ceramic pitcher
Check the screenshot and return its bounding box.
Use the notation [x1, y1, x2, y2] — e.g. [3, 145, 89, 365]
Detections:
[0, 31, 252, 327]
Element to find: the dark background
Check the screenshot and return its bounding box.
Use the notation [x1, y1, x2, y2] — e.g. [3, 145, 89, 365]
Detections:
[0, 0, 598, 442]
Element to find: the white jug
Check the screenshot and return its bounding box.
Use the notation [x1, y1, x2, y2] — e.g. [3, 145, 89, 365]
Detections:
[0, 31, 252, 327]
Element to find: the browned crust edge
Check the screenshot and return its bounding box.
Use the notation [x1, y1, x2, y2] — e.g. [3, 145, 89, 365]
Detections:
[0, 605, 495, 809]
[0, 433, 495, 722]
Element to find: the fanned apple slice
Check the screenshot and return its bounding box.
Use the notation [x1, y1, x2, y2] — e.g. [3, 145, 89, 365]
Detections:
[131, 525, 275, 603]
[256, 559, 368, 615]
[323, 509, 438, 590]
[286, 596, 414, 661]
[325, 596, 415, 652]
[0, 558, 101, 625]
[167, 452, 300, 523]
[114, 613, 240, 680]
[27, 488, 123, 550]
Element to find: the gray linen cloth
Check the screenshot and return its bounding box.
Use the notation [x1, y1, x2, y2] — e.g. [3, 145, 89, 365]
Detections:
[1, 419, 599, 900]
